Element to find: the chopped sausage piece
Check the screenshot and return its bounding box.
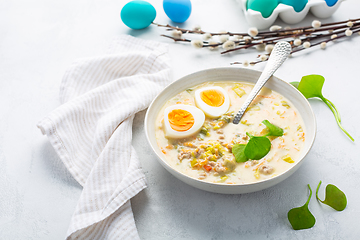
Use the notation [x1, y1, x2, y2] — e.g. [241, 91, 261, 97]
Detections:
[216, 167, 227, 173]
[216, 129, 224, 134]
[250, 160, 259, 166]
[241, 133, 249, 140]
[198, 172, 207, 179]
[214, 163, 227, 173]
[235, 133, 249, 141]
[226, 144, 233, 151]
[219, 135, 225, 140]
[178, 151, 191, 160]
[208, 161, 216, 167]
[194, 148, 205, 157]
[259, 165, 274, 175]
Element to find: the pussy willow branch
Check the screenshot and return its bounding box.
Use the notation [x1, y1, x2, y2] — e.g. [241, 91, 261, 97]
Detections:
[153, 17, 360, 37]
[255, 17, 360, 39]
[292, 25, 360, 54]
[155, 18, 360, 66]
[224, 23, 360, 55]
[232, 25, 360, 66]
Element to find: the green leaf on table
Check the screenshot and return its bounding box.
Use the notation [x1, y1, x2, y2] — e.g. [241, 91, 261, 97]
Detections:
[232, 144, 248, 163]
[298, 75, 325, 99]
[262, 120, 284, 137]
[244, 133, 271, 160]
[316, 181, 347, 211]
[288, 184, 316, 230]
[292, 74, 354, 142]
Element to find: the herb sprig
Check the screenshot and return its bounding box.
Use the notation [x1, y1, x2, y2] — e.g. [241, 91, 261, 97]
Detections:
[232, 120, 283, 162]
[291, 74, 354, 142]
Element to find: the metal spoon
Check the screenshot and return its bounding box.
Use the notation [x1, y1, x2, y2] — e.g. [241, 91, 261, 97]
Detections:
[232, 41, 292, 124]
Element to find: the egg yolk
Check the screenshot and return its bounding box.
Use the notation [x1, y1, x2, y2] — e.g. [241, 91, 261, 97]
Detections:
[200, 89, 224, 107]
[168, 109, 194, 131]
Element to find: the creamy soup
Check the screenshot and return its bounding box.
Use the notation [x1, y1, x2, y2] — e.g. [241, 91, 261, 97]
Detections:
[155, 81, 305, 184]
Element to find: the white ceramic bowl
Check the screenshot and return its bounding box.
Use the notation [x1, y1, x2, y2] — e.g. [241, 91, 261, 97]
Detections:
[145, 67, 316, 194]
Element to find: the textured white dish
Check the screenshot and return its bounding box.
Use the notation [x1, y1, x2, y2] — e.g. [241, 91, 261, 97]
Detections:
[145, 67, 316, 194]
[238, 0, 344, 29]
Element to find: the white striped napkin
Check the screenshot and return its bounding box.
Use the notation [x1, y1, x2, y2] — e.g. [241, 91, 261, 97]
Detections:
[37, 35, 171, 239]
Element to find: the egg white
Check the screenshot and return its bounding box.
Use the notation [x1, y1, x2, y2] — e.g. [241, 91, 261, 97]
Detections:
[163, 104, 205, 139]
[195, 86, 230, 118]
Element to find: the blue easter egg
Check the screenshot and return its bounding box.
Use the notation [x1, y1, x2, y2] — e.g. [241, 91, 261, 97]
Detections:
[325, 0, 338, 7]
[163, 0, 192, 23]
[279, 0, 308, 12]
[121, 0, 156, 30]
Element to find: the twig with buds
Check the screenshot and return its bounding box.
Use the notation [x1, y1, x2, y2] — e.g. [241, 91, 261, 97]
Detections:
[153, 18, 360, 66]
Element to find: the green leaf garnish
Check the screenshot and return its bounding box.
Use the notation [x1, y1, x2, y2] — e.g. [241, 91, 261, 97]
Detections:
[244, 133, 271, 160]
[262, 120, 284, 137]
[292, 75, 354, 141]
[316, 181, 347, 211]
[288, 184, 316, 230]
[232, 144, 248, 163]
[232, 120, 283, 161]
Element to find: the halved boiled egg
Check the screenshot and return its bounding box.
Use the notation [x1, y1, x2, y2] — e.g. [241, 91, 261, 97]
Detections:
[195, 86, 230, 118]
[163, 104, 205, 139]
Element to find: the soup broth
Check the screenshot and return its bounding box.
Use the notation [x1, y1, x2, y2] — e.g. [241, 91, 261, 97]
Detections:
[155, 81, 305, 184]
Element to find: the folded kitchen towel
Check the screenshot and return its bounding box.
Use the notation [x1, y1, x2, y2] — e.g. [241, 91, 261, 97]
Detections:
[37, 35, 171, 239]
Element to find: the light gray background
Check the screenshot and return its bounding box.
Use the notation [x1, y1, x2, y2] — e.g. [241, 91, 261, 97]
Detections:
[1, 0, 359, 239]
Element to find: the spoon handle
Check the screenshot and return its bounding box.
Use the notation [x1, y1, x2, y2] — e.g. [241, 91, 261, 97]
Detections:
[232, 41, 292, 124]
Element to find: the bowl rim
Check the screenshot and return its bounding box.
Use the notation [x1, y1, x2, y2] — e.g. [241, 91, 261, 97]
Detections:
[144, 67, 316, 189]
